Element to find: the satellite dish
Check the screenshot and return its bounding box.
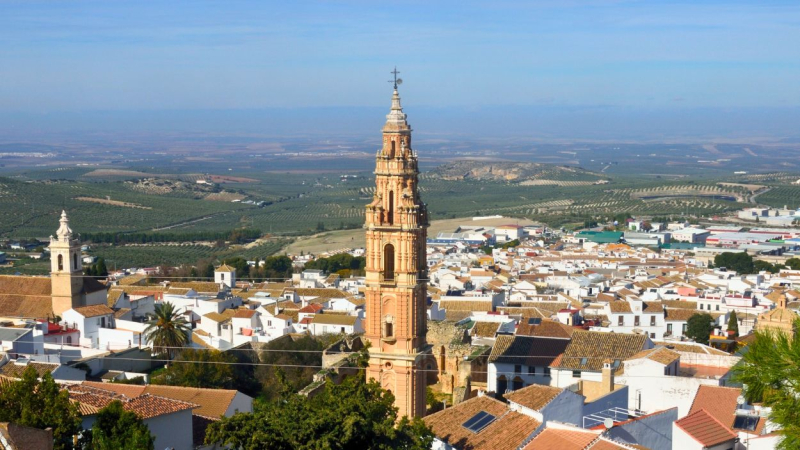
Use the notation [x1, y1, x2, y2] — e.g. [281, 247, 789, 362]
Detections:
[603, 418, 614, 429]
[396, 78, 403, 85]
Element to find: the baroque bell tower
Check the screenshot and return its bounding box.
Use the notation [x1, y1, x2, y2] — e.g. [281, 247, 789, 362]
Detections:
[49, 210, 84, 315]
[364, 69, 429, 419]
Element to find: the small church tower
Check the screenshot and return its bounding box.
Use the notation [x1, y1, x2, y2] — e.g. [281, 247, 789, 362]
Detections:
[215, 264, 236, 288]
[50, 211, 84, 315]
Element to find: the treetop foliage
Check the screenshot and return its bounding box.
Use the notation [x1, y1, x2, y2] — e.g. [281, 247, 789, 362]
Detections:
[734, 321, 800, 450]
[205, 375, 434, 450]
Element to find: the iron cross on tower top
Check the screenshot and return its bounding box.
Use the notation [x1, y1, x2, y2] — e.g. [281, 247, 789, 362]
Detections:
[388, 67, 402, 89]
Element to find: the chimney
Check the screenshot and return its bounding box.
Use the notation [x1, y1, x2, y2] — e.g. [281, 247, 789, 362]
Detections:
[601, 359, 615, 395]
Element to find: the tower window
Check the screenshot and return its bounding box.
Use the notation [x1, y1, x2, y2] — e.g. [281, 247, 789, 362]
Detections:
[384, 315, 394, 338]
[390, 140, 395, 158]
[387, 191, 394, 225]
[383, 244, 395, 280]
[58, 254, 64, 271]
[72, 253, 78, 270]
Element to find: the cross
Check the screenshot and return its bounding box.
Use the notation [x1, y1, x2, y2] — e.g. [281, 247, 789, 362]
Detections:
[389, 67, 400, 89]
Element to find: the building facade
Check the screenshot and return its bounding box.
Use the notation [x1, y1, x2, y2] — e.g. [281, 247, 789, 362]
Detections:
[364, 77, 430, 419]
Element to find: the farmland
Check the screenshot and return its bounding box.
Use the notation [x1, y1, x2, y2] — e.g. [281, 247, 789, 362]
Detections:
[90, 239, 290, 269]
[0, 163, 800, 238]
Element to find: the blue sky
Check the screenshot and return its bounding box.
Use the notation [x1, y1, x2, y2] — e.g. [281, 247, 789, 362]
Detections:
[0, 0, 798, 138]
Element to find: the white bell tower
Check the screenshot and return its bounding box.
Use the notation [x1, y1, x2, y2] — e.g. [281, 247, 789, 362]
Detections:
[49, 211, 84, 315]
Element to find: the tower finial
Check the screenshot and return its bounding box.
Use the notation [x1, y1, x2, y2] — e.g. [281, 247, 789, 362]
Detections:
[389, 67, 401, 90]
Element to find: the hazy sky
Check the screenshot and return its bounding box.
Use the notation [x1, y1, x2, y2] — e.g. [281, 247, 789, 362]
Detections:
[1, 0, 799, 111]
[1, 1, 799, 139]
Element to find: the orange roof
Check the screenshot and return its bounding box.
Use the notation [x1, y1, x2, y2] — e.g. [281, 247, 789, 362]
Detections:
[82, 381, 241, 419]
[68, 384, 196, 420]
[689, 385, 765, 434]
[675, 409, 737, 447]
[504, 384, 563, 411]
[423, 395, 540, 450]
[72, 304, 114, 318]
[233, 309, 257, 319]
[522, 427, 599, 450]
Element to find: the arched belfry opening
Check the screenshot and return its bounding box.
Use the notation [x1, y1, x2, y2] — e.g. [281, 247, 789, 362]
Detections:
[58, 254, 64, 271]
[72, 253, 78, 270]
[390, 140, 396, 158]
[383, 244, 395, 280]
[387, 191, 394, 225]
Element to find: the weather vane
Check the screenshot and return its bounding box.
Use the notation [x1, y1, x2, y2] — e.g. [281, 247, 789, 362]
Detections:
[389, 66, 403, 89]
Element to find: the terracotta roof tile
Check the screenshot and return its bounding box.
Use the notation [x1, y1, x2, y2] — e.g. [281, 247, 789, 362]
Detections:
[626, 347, 680, 366]
[438, 300, 494, 312]
[233, 309, 257, 319]
[489, 335, 569, 367]
[689, 385, 764, 434]
[516, 319, 574, 338]
[555, 330, 646, 372]
[423, 395, 540, 450]
[505, 384, 563, 411]
[522, 427, 599, 450]
[82, 381, 240, 419]
[675, 409, 737, 447]
[0, 362, 59, 378]
[0, 275, 53, 318]
[67, 384, 195, 419]
[72, 304, 114, 318]
[202, 312, 230, 323]
[311, 314, 357, 326]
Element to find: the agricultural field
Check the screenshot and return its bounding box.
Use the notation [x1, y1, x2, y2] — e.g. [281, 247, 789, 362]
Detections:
[756, 186, 800, 210]
[2, 158, 798, 243]
[89, 239, 289, 269]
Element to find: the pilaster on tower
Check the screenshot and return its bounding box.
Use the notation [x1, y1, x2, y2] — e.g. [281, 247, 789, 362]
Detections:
[364, 75, 430, 419]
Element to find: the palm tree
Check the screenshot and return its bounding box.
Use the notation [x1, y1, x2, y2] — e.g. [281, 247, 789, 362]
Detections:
[144, 302, 190, 359]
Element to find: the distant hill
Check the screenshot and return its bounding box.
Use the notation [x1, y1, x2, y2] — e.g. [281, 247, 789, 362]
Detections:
[427, 160, 607, 185]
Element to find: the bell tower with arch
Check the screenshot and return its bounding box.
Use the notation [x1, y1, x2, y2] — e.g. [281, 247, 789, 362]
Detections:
[49, 210, 84, 315]
[364, 69, 430, 419]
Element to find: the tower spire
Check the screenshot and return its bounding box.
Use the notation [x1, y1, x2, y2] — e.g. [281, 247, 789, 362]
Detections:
[389, 66, 400, 90]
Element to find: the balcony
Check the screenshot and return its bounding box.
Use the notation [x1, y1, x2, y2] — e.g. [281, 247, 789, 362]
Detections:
[379, 274, 397, 286]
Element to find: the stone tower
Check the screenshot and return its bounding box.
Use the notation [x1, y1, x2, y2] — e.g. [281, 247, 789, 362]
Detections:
[364, 76, 430, 419]
[49, 210, 84, 315]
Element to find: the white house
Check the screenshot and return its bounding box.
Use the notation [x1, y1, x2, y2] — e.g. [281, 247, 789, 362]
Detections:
[487, 335, 570, 393]
[214, 264, 236, 288]
[309, 314, 363, 336]
[62, 304, 116, 349]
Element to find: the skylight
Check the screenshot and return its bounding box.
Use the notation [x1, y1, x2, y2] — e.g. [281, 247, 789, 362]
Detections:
[527, 318, 541, 325]
[462, 411, 496, 433]
[580, 357, 588, 366]
[733, 415, 758, 431]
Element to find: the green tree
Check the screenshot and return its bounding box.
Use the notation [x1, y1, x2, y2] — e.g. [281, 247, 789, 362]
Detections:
[686, 313, 715, 345]
[734, 320, 800, 450]
[205, 376, 434, 450]
[713, 252, 755, 274]
[87, 400, 154, 450]
[0, 366, 83, 450]
[754, 260, 782, 274]
[726, 311, 739, 338]
[785, 258, 800, 270]
[257, 335, 326, 401]
[95, 257, 108, 277]
[144, 302, 190, 358]
[151, 349, 261, 397]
